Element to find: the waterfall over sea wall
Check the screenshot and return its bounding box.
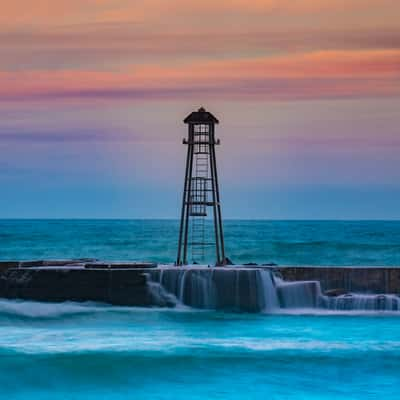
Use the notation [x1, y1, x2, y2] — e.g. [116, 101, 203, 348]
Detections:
[320, 293, 400, 311]
[275, 279, 320, 309]
[147, 267, 400, 312]
[147, 268, 279, 312]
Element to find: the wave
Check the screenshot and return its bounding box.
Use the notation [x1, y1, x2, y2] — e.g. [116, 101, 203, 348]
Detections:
[0, 296, 399, 322]
[0, 299, 115, 319]
[2, 336, 400, 357]
[0, 299, 191, 320]
[270, 240, 400, 251]
[0, 298, 206, 323]
[0, 298, 399, 357]
[1, 342, 400, 367]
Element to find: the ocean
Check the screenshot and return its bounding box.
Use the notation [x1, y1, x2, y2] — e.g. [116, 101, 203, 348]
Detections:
[1, 219, 400, 399]
[1, 303, 400, 400]
[1, 219, 400, 265]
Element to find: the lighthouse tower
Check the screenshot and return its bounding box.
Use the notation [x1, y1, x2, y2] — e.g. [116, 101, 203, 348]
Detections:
[176, 107, 226, 266]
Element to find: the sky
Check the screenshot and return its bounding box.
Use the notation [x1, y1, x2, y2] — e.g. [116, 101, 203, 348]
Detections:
[0, 0, 399, 219]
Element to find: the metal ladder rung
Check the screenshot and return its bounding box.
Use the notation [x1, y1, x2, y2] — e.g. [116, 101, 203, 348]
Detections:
[186, 189, 213, 192]
[186, 201, 214, 205]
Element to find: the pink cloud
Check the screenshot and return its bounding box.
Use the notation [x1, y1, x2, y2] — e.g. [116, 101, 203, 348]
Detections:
[0, 50, 399, 102]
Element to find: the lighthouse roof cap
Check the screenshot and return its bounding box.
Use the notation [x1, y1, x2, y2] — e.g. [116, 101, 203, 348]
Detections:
[184, 107, 219, 124]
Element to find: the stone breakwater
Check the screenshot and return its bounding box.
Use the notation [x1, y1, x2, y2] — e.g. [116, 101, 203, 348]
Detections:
[0, 261, 399, 311]
[0, 261, 275, 311]
[0, 261, 155, 306]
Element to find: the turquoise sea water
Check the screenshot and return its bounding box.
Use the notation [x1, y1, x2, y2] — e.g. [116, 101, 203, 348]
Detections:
[0, 302, 399, 400]
[1, 219, 400, 265]
[1, 220, 400, 399]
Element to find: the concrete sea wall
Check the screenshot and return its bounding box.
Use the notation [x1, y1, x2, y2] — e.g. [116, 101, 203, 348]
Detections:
[0, 265, 152, 306]
[0, 264, 276, 311]
[1, 261, 400, 311]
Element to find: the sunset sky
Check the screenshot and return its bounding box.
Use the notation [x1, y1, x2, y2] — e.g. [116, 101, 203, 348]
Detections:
[1, 0, 399, 218]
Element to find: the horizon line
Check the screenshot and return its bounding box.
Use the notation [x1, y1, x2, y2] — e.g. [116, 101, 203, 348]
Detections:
[1, 217, 400, 222]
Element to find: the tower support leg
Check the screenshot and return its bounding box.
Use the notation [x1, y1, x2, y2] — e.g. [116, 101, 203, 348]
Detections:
[182, 143, 194, 265]
[211, 142, 226, 264]
[176, 140, 191, 265]
[208, 140, 221, 265]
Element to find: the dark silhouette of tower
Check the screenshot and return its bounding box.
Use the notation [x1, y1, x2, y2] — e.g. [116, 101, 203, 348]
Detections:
[176, 107, 226, 266]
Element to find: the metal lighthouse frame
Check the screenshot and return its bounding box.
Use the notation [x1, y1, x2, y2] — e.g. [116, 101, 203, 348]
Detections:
[176, 107, 226, 266]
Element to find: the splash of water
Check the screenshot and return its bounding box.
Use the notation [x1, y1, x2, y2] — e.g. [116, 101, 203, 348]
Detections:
[147, 267, 400, 313]
[321, 293, 400, 311]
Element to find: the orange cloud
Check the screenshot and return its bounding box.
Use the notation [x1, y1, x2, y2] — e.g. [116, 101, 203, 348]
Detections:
[0, 0, 112, 25]
[94, 0, 400, 25]
[1, 0, 399, 29]
[1, 50, 399, 101]
[2, 25, 399, 71]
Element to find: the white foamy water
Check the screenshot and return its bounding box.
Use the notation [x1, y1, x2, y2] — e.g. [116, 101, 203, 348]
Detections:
[0, 299, 109, 318]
